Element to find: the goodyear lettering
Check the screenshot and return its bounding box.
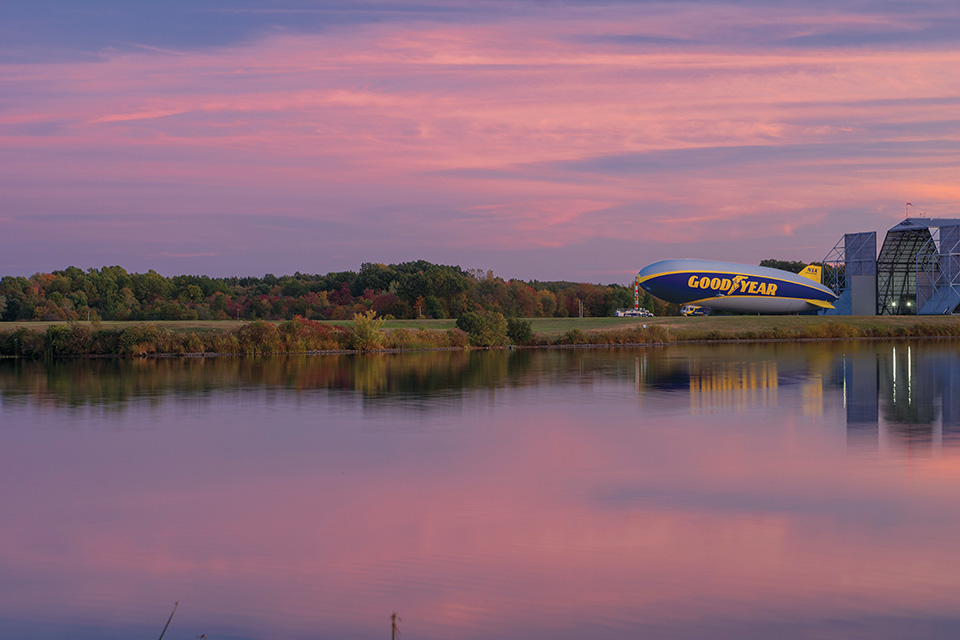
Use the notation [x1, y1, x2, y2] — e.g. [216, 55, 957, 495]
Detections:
[686, 274, 782, 297]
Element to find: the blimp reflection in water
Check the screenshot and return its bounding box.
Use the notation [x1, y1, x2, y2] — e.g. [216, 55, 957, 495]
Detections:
[637, 259, 838, 314]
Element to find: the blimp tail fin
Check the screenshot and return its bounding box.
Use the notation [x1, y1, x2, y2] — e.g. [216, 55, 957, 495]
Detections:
[806, 299, 835, 310]
[799, 264, 822, 283]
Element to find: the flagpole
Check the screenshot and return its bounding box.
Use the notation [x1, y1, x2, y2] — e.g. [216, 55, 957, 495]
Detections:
[906, 201, 912, 219]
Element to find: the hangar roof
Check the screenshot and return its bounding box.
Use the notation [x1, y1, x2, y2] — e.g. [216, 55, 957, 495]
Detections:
[887, 217, 960, 233]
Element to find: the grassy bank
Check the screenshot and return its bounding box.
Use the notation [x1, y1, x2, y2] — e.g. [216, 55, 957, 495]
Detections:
[2, 315, 960, 358]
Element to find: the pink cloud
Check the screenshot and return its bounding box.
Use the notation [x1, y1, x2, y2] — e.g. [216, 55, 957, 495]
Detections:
[2, 5, 959, 276]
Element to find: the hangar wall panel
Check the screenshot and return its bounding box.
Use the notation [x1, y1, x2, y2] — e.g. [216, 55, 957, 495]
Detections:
[850, 275, 877, 315]
[845, 232, 876, 315]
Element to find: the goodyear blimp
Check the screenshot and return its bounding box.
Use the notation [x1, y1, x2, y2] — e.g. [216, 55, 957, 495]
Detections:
[637, 259, 838, 314]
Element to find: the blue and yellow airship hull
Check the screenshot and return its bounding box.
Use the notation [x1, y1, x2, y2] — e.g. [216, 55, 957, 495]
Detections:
[637, 259, 837, 314]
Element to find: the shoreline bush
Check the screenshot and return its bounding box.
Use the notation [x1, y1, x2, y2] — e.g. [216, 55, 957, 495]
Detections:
[348, 310, 385, 351]
[3, 317, 960, 359]
[506, 318, 533, 345]
[456, 311, 509, 347]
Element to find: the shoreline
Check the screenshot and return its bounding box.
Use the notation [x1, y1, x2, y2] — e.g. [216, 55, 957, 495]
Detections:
[3, 316, 960, 358]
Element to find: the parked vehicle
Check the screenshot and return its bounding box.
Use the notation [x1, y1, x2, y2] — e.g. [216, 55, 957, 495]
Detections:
[616, 308, 653, 317]
[680, 305, 710, 316]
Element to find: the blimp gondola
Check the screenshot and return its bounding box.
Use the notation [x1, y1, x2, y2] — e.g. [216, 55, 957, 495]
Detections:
[637, 259, 838, 314]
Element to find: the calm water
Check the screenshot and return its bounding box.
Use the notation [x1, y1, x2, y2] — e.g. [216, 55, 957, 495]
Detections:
[2, 341, 960, 640]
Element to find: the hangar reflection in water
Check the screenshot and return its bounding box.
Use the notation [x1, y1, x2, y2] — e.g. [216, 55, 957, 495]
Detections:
[633, 340, 960, 451]
[839, 343, 960, 447]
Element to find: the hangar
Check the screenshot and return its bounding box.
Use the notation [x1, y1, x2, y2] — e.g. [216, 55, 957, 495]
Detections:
[823, 217, 960, 315]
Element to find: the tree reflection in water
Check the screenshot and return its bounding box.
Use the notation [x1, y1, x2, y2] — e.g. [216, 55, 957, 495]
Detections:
[2, 340, 960, 450]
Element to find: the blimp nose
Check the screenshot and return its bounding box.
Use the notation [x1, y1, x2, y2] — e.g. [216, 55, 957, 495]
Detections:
[637, 261, 667, 282]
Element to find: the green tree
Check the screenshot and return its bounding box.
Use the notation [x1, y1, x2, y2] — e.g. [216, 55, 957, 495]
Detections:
[178, 284, 204, 303]
[507, 318, 533, 344]
[279, 276, 307, 297]
[607, 285, 634, 315]
[455, 311, 483, 335]
[352, 262, 397, 296]
[424, 295, 445, 319]
[43, 325, 73, 357]
[759, 259, 808, 274]
[457, 310, 508, 347]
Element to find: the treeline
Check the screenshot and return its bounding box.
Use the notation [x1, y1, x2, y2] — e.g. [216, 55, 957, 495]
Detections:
[759, 259, 809, 273]
[759, 258, 838, 281]
[0, 261, 675, 322]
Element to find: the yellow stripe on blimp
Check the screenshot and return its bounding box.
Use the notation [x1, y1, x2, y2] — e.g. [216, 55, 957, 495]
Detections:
[637, 269, 803, 284]
[688, 295, 835, 309]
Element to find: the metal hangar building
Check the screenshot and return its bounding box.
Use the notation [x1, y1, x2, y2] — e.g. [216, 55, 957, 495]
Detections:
[822, 217, 960, 316]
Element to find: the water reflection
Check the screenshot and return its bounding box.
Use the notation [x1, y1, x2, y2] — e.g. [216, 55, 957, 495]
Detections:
[3, 342, 960, 639]
[0, 350, 587, 405]
[631, 341, 960, 451]
[3, 341, 960, 446]
[831, 342, 960, 449]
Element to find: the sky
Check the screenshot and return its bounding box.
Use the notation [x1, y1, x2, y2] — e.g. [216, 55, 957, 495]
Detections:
[2, 0, 959, 283]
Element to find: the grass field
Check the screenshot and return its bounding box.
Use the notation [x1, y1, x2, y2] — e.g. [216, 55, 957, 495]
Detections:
[630, 314, 960, 337]
[5, 315, 960, 337]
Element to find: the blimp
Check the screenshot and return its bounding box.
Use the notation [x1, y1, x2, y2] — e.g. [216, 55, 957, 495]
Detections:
[637, 259, 838, 314]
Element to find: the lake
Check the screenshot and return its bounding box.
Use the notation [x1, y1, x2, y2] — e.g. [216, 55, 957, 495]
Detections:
[2, 341, 960, 639]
